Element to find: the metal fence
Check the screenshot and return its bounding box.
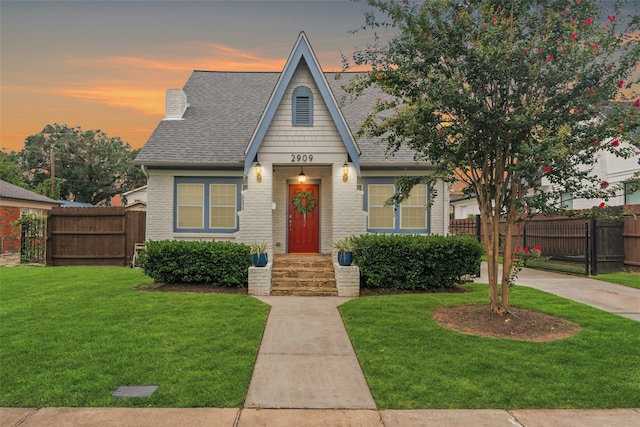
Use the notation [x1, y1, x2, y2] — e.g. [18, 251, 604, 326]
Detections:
[19, 214, 47, 264]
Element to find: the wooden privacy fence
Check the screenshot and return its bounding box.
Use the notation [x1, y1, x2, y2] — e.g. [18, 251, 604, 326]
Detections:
[624, 205, 640, 272]
[46, 207, 145, 266]
[450, 210, 636, 274]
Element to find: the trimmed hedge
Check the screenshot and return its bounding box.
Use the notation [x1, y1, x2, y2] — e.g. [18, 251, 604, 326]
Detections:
[352, 234, 484, 290]
[139, 240, 251, 287]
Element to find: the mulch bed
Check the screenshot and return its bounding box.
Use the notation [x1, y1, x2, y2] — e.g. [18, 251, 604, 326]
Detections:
[433, 305, 582, 342]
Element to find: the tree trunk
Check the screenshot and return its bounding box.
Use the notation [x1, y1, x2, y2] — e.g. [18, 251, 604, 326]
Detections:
[501, 220, 514, 312]
[480, 207, 504, 314]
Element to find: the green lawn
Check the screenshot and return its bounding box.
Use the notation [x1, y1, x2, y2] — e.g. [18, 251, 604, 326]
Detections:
[339, 284, 640, 409]
[593, 272, 640, 289]
[0, 267, 269, 408]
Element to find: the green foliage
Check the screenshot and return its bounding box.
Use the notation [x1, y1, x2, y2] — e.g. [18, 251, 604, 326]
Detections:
[340, 285, 640, 409]
[0, 267, 269, 407]
[249, 241, 268, 255]
[13, 214, 46, 264]
[352, 234, 483, 290]
[14, 123, 147, 204]
[140, 240, 251, 287]
[0, 151, 25, 186]
[594, 271, 640, 289]
[347, 0, 640, 311]
[333, 236, 355, 252]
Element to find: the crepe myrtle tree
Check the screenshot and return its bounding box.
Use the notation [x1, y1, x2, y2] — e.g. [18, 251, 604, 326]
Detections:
[345, 0, 640, 313]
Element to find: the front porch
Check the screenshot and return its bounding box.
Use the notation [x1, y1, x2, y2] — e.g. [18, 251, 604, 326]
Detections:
[248, 253, 360, 297]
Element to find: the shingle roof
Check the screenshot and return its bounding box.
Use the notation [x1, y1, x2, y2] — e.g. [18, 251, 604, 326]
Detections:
[135, 71, 422, 168]
[0, 180, 59, 204]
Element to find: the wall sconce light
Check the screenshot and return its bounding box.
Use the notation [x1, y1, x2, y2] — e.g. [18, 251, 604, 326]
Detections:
[255, 162, 262, 183]
[342, 161, 349, 182]
[298, 167, 306, 184]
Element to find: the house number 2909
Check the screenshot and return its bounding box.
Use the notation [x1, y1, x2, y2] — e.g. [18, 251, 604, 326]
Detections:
[291, 154, 313, 162]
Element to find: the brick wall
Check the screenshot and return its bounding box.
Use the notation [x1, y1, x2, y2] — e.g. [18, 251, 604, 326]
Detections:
[0, 206, 20, 254]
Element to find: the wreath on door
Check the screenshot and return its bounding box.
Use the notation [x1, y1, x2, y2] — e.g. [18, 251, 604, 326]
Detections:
[292, 191, 317, 215]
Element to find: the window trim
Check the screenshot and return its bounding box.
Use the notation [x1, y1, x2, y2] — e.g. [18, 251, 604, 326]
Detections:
[292, 86, 313, 126]
[363, 178, 430, 233]
[174, 177, 241, 233]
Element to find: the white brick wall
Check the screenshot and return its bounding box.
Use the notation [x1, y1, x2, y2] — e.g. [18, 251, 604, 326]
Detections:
[331, 161, 366, 246]
[145, 169, 243, 242]
[237, 163, 274, 254]
[145, 171, 174, 241]
[248, 263, 272, 296]
[334, 263, 360, 297]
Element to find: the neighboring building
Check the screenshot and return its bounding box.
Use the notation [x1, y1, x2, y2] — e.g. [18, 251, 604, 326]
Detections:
[450, 195, 481, 220]
[450, 138, 639, 219]
[546, 139, 639, 210]
[123, 185, 148, 211]
[0, 180, 59, 254]
[135, 33, 450, 257]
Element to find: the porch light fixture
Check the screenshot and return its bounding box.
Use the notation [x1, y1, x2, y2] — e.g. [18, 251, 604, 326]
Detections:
[342, 161, 349, 182]
[255, 162, 263, 183]
[298, 167, 306, 184]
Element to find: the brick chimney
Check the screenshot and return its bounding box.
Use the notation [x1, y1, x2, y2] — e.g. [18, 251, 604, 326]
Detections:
[164, 89, 188, 120]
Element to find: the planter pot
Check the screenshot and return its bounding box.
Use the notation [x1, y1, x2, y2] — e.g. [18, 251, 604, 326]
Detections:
[337, 251, 353, 266]
[252, 253, 268, 267]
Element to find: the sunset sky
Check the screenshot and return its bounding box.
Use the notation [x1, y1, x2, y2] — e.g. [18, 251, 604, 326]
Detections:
[1, 0, 638, 154]
[1, 0, 379, 152]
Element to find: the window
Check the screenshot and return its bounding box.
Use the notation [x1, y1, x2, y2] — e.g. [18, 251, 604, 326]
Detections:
[209, 184, 236, 229]
[368, 184, 395, 229]
[175, 178, 240, 232]
[292, 86, 313, 126]
[365, 181, 430, 232]
[625, 181, 640, 204]
[177, 183, 204, 229]
[400, 184, 427, 229]
[561, 192, 573, 210]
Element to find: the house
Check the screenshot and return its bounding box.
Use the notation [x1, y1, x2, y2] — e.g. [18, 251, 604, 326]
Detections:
[450, 138, 639, 219]
[123, 185, 147, 211]
[134, 33, 450, 294]
[0, 179, 59, 254]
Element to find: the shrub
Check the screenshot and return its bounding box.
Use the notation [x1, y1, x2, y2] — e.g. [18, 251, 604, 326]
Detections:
[352, 234, 484, 290]
[139, 240, 251, 287]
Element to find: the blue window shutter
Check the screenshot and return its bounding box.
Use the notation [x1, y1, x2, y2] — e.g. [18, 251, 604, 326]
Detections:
[292, 86, 313, 126]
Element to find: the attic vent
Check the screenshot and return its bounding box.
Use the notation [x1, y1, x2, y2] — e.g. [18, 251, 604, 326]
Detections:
[292, 86, 313, 126]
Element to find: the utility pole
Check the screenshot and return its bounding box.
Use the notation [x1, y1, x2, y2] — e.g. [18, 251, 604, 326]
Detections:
[50, 145, 56, 198]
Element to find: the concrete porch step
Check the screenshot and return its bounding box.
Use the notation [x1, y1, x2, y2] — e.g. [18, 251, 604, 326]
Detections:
[270, 286, 339, 297]
[271, 254, 338, 296]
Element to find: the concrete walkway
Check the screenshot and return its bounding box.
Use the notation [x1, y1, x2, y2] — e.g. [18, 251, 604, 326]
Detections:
[4, 407, 639, 426]
[245, 296, 376, 409]
[475, 262, 640, 321]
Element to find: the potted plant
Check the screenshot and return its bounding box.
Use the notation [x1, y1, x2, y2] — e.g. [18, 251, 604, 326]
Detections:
[333, 236, 354, 266]
[250, 242, 268, 267]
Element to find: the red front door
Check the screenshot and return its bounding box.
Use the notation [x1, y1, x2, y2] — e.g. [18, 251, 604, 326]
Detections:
[288, 184, 320, 253]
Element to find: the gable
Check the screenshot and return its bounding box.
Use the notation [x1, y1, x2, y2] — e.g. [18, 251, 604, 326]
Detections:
[243, 32, 360, 175]
[258, 60, 348, 163]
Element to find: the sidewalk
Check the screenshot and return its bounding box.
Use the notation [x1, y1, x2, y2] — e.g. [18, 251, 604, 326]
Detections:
[3, 407, 639, 426]
[2, 267, 639, 426]
[475, 262, 640, 321]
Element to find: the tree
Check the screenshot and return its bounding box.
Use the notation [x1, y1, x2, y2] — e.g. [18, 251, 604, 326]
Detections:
[0, 151, 25, 187]
[15, 124, 147, 205]
[346, 0, 640, 313]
